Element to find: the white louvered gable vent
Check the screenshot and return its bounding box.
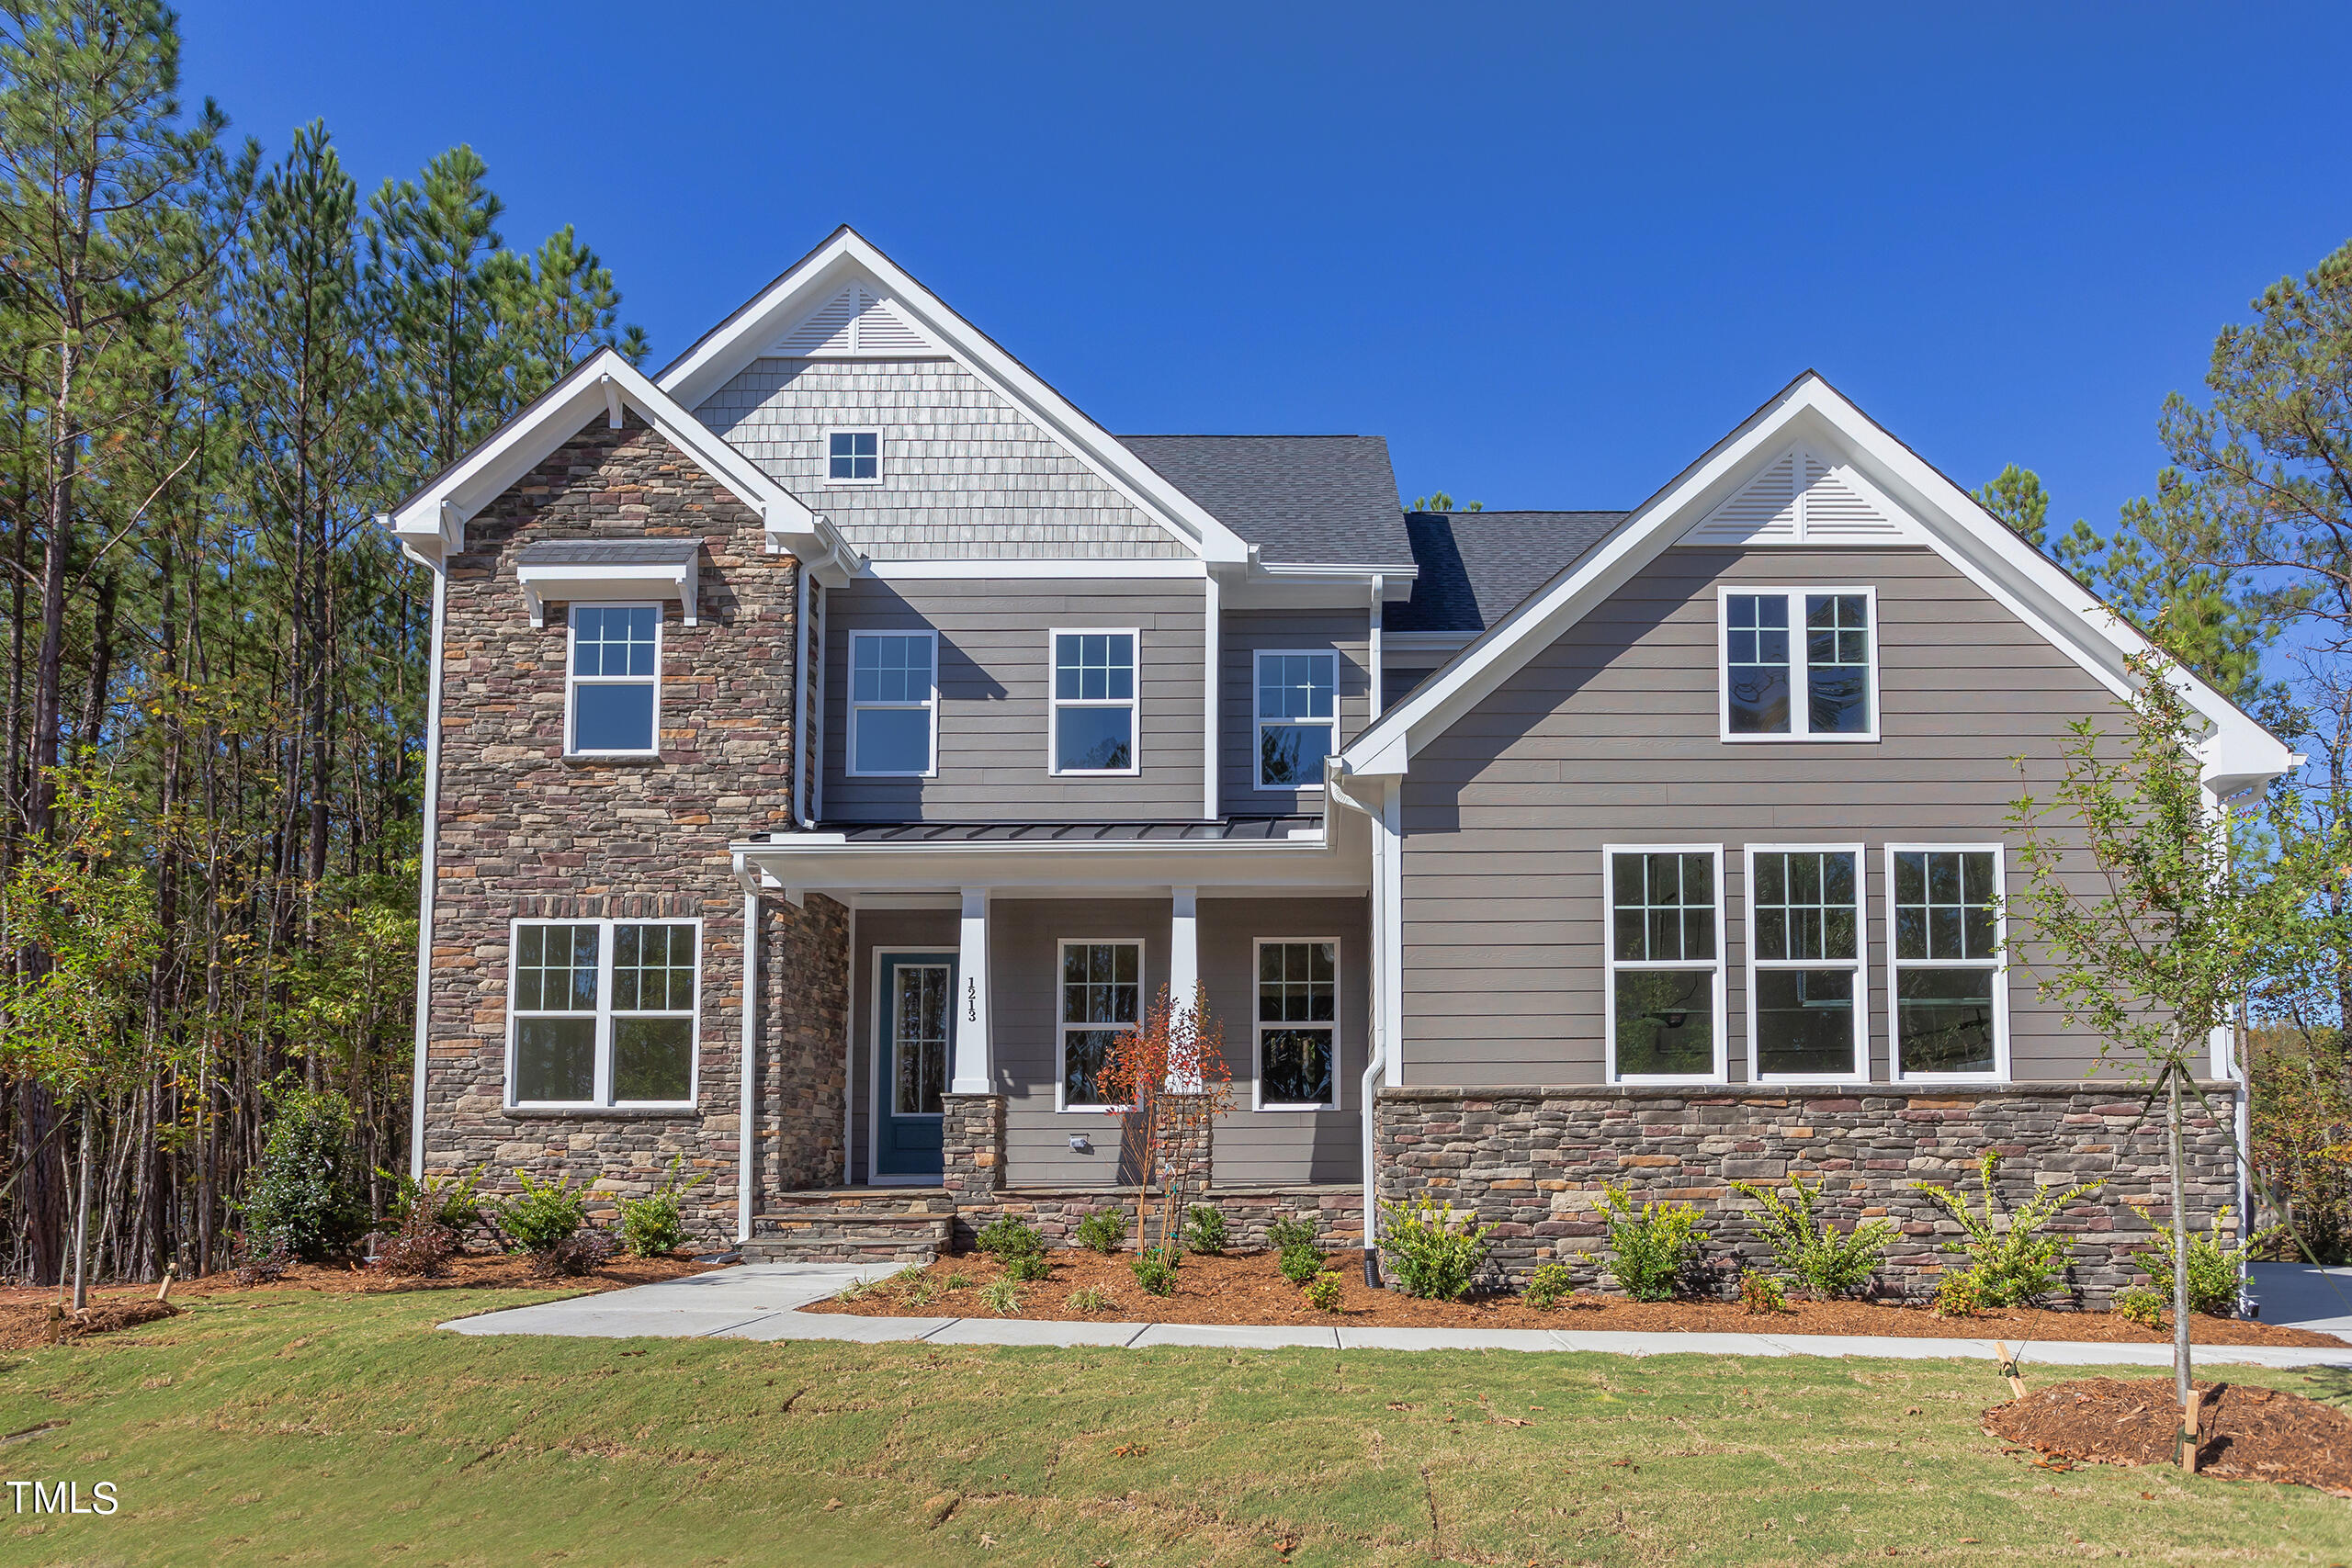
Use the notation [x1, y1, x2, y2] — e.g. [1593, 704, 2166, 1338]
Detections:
[1683, 445, 1915, 545]
[767, 284, 940, 357]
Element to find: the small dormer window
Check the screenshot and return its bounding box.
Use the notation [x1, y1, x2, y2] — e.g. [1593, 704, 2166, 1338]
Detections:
[827, 430, 880, 483]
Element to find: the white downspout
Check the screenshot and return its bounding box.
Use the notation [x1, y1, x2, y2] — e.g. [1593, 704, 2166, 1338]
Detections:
[1359, 782, 1390, 1284]
[1368, 575, 1385, 718]
[1202, 569, 1220, 820]
[407, 565, 448, 1180]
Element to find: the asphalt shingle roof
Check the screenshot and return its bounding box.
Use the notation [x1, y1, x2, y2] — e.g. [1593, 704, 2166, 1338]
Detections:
[1116, 435, 1416, 569]
[1388, 511, 1628, 635]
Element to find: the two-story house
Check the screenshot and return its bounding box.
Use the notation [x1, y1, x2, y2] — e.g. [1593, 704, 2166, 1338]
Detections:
[386, 228, 2287, 1299]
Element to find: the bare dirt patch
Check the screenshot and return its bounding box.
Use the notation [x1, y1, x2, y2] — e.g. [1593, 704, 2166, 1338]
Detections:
[804, 1247, 2347, 1347]
[1984, 1377, 2352, 1495]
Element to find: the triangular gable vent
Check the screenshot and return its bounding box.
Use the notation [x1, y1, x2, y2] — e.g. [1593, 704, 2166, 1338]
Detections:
[1683, 445, 1914, 545]
[766, 284, 940, 357]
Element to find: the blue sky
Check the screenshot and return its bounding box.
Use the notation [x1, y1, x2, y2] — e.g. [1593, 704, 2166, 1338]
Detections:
[182, 2, 2352, 528]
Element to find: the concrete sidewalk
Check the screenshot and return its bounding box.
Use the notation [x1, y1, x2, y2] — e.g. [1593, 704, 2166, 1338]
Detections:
[441, 1263, 2352, 1369]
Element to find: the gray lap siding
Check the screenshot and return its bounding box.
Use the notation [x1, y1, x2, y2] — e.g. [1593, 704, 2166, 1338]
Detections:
[1399, 545, 2120, 1087]
[1219, 609, 1371, 816]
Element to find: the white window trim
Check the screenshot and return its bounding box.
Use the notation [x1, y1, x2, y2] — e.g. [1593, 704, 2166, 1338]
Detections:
[1884, 842, 2011, 1084]
[1602, 843, 1728, 1086]
[822, 426, 883, 487]
[1252, 936, 1340, 1111]
[1742, 842, 1870, 1085]
[1252, 649, 1340, 793]
[504, 916, 702, 1110]
[1054, 936, 1142, 1112]
[844, 628, 939, 779]
[1715, 585, 1881, 744]
[1046, 627, 1142, 778]
[564, 602, 662, 758]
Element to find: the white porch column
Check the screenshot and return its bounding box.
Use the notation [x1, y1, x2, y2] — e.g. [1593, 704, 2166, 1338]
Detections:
[951, 886, 992, 1094]
[1169, 886, 1201, 1090]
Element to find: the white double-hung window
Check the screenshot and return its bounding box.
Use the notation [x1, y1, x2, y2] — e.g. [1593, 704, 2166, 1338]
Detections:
[1050, 630, 1138, 774]
[567, 604, 661, 754]
[1888, 846, 2007, 1079]
[1058, 939, 1141, 1110]
[1719, 587, 1877, 740]
[509, 919, 699, 1107]
[1604, 847, 1724, 1082]
[848, 630, 937, 776]
[1255, 650, 1338, 789]
[1745, 845, 1867, 1080]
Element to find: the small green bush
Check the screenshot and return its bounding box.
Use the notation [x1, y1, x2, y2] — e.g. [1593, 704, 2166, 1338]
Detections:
[1930, 1269, 1984, 1318]
[1524, 1261, 1576, 1310]
[1132, 1245, 1181, 1296]
[1066, 1286, 1115, 1314]
[526, 1228, 614, 1280]
[1264, 1214, 1317, 1251]
[1908, 1151, 2101, 1308]
[1738, 1269, 1792, 1315]
[616, 1156, 709, 1258]
[980, 1280, 1023, 1315]
[1074, 1208, 1128, 1255]
[378, 1163, 489, 1237]
[1379, 1201, 1497, 1302]
[2114, 1285, 2167, 1328]
[1003, 1251, 1050, 1283]
[494, 1170, 588, 1255]
[2127, 1204, 2258, 1317]
[1302, 1273, 1343, 1313]
[1595, 1184, 1710, 1303]
[1730, 1175, 1897, 1298]
[881, 1264, 927, 1294]
[241, 1082, 365, 1260]
[975, 1214, 1046, 1260]
[1183, 1204, 1228, 1256]
[1277, 1243, 1325, 1285]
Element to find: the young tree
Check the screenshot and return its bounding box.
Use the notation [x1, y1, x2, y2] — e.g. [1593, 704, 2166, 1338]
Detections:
[2007, 649, 2340, 1465]
[1097, 984, 1232, 1255]
[1973, 463, 2053, 548]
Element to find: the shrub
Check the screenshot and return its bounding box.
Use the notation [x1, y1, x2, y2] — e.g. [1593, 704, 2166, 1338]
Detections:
[980, 1280, 1023, 1315]
[1277, 1243, 1326, 1285]
[2114, 1285, 2167, 1329]
[1738, 1269, 1792, 1315]
[1265, 1214, 1317, 1252]
[379, 1163, 488, 1237]
[228, 1232, 291, 1286]
[1595, 1184, 1710, 1303]
[616, 1156, 709, 1259]
[370, 1211, 456, 1279]
[1003, 1251, 1050, 1283]
[2126, 1204, 2263, 1317]
[1075, 1208, 1129, 1256]
[975, 1214, 1045, 1260]
[1730, 1176, 1897, 1299]
[1132, 1245, 1181, 1296]
[1930, 1270, 1985, 1318]
[494, 1170, 588, 1255]
[240, 1082, 364, 1261]
[943, 1271, 975, 1292]
[1183, 1204, 1228, 1256]
[528, 1229, 615, 1280]
[1378, 1201, 1496, 1302]
[1066, 1286, 1115, 1314]
[1908, 1151, 2102, 1308]
[1302, 1273, 1343, 1313]
[1524, 1261, 1576, 1310]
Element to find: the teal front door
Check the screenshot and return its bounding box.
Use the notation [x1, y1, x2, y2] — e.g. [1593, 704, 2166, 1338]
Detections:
[876, 953, 954, 1179]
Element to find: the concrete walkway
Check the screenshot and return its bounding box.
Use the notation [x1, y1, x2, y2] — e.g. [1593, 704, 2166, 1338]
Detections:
[442, 1262, 2352, 1369]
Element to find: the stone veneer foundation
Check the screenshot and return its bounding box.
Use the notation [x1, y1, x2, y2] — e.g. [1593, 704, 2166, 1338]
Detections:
[1373, 1082, 2239, 1304]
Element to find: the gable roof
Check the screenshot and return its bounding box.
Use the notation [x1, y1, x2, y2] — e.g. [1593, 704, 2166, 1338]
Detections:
[1337, 372, 2295, 797]
[1116, 435, 1415, 570]
[381, 348, 860, 583]
[655, 227, 1251, 565]
[1389, 511, 1626, 635]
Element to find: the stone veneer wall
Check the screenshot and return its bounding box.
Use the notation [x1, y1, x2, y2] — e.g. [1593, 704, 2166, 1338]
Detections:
[420, 412, 837, 1241]
[1374, 1084, 2238, 1304]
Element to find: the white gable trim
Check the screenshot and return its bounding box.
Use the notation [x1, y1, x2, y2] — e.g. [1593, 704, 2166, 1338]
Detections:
[656, 228, 1250, 564]
[380, 348, 862, 586]
[766, 282, 944, 358]
[1339, 373, 2292, 795]
[1680, 442, 1922, 547]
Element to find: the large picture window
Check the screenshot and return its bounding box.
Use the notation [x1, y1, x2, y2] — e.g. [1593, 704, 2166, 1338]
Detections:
[1059, 940, 1141, 1110]
[509, 919, 699, 1106]
[1746, 845, 1866, 1080]
[1256, 939, 1338, 1109]
[1888, 846, 2006, 1078]
[1605, 847, 1724, 1082]
[1050, 630, 1137, 774]
[847, 630, 937, 776]
[567, 604, 661, 754]
[1255, 650, 1338, 789]
[1719, 588, 1877, 741]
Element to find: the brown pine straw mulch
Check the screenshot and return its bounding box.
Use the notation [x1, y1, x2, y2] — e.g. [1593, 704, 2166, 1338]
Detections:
[1985, 1378, 2352, 1495]
[806, 1247, 2351, 1348]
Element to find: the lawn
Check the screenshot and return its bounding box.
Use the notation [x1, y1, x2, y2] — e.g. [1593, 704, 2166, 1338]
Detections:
[0, 1287, 2344, 1567]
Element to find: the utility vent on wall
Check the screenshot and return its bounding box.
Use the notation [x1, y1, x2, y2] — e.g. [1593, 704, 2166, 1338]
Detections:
[766, 284, 939, 357]
[1682, 446, 1914, 545]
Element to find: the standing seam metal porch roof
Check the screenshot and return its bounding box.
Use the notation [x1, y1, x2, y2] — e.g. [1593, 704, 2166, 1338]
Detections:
[798, 817, 1323, 844]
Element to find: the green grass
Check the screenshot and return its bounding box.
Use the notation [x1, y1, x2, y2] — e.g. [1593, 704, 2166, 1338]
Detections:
[0, 1287, 2346, 1566]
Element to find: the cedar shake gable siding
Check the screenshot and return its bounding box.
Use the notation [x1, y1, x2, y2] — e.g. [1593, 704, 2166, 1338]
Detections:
[422, 413, 844, 1236]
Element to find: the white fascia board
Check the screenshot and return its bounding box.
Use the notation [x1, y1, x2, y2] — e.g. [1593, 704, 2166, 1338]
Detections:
[653, 230, 1251, 565]
[863, 558, 1209, 581]
[1338, 373, 2295, 790]
[732, 833, 1365, 897]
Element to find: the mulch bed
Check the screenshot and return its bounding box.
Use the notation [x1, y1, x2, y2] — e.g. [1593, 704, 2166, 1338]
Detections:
[1985, 1378, 2352, 1495]
[804, 1247, 2349, 1348]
